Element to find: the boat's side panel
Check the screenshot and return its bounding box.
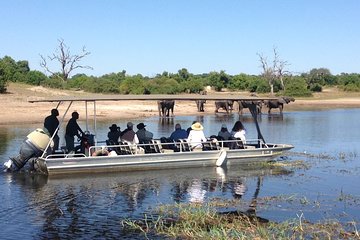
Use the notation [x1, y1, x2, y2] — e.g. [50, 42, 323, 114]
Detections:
[43, 151, 221, 175]
[226, 144, 292, 164]
[37, 144, 294, 175]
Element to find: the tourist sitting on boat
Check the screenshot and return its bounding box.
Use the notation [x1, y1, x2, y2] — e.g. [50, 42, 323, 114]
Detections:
[231, 120, 246, 143]
[136, 122, 153, 143]
[3, 128, 54, 172]
[44, 108, 60, 153]
[230, 120, 246, 149]
[169, 123, 188, 141]
[121, 122, 139, 144]
[186, 121, 197, 135]
[107, 123, 121, 145]
[187, 122, 207, 150]
[65, 111, 84, 153]
[218, 124, 231, 140]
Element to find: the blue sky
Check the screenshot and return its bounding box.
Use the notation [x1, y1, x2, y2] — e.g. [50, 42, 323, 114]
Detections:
[1, 1, 359, 77]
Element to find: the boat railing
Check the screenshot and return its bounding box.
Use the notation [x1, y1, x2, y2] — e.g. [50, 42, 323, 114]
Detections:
[43, 138, 271, 159]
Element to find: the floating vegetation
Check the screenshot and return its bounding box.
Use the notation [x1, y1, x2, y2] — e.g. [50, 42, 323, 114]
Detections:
[121, 203, 360, 239]
[270, 159, 310, 170]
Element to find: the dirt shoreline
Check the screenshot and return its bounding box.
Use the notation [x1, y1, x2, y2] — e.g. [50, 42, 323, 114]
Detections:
[1, 83, 359, 125]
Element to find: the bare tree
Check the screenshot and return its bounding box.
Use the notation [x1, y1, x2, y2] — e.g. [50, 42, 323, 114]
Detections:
[258, 52, 276, 95]
[258, 47, 290, 95]
[40, 39, 92, 81]
[273, 48, 290, 91]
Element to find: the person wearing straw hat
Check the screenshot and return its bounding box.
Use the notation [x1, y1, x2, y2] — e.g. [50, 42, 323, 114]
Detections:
[187, 122, 207, 149]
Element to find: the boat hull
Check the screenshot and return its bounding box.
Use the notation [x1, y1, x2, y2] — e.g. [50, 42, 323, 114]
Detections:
[36, 143, 293, 175]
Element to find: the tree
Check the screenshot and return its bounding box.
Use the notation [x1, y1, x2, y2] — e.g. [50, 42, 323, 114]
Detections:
[40, 39, 93, 81]
[258, 53, 276, 94]
[258, 47, 290, 94]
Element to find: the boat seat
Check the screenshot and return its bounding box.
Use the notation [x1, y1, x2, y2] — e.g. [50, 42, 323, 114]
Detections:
[106, 139, 121, 154]
[142, 140, 162, 154]
[229, 137, 245, 149]
[202, 138, 220, 151]
[119, 141, 133, 155]
[174, 139, 191, 152]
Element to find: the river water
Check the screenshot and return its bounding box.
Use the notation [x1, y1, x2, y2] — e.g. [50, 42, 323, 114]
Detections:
[0, 109, 359, 239]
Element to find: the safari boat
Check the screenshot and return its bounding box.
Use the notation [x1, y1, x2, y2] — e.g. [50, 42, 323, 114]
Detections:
[26, 95, 293, 175]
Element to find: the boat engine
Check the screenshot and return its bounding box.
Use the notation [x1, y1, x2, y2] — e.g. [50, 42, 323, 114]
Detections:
[3, 128, 52, 172]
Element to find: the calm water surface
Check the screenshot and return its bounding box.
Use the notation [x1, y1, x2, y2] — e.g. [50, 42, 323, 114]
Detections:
[0, 109, 359, 239]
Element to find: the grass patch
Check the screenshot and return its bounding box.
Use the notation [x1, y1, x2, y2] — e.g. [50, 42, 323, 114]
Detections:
[121, 203, 359, 239]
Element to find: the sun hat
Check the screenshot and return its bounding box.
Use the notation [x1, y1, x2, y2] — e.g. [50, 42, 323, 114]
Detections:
[191, 122, 203, 131]
[109, 124, 118, 131]
[137, 122, 146, 129]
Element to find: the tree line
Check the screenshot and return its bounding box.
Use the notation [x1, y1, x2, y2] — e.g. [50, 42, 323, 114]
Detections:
[1, 55, 359, 96]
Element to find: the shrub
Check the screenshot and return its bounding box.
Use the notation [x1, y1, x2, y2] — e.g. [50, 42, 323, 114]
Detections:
[26, 71, 48, 85]
[283, 77, 312, 97]
[119, 76, 146, 94]
[41, 77, 65, 89]
[309, 83, 322, 92]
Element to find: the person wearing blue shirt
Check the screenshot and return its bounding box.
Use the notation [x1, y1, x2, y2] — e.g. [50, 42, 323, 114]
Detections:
[169, 123, 188, 141]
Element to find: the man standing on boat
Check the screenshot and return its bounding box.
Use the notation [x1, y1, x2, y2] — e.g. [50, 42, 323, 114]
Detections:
[65, 111, 84, 153]
[44, 108, 60, 153]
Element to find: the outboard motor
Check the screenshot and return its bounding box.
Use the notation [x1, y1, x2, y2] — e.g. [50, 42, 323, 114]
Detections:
[3, 128, 52, 172]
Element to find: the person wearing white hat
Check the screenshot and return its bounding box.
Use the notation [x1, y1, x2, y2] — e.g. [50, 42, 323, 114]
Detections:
[187, 122, 207, 149]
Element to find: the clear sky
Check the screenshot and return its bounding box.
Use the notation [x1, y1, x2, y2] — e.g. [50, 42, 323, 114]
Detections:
[1, 0, 359, 77]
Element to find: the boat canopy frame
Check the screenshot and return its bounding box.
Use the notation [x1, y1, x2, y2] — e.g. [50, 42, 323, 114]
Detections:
[30, 94, 276, 158]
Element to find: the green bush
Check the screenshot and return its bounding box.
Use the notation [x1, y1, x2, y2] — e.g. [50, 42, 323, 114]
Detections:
[41, 77, 65, 89]
[119, 76, 146, 94]
[309, 83, 322, 92]
[340, 83, 360, 92]
[283, 76, 312, 97]
[145, 78, 181, 94]
[26, 71, 48, 85]
[182, 78, 204, 93]
[0, 75, 7, 93]
[247, 78, 270, 93]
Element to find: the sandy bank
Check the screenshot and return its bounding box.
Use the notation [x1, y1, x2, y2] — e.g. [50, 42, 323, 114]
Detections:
[0, 83, 359, 125]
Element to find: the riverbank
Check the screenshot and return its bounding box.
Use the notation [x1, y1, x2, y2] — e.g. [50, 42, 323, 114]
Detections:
[1, 83, 360, 125]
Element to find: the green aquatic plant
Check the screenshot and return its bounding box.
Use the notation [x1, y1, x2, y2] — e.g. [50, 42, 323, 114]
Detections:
[121, 202, 359, 239]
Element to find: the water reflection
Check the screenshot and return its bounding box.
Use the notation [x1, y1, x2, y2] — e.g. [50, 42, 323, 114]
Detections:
[0, 164, 292, 238]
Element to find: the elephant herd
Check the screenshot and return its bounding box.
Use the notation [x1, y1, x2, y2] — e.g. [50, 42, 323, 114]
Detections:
[157, 96, 295, 117]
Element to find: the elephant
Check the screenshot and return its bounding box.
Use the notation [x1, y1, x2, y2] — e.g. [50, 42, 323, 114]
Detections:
[215, 100, 234, 113]
[264, 96, 295, 114]
[237, 100, 263, 115]
[157, 100, 175, 117]
[196, 100, 206, 112]
[195, 91, 207, 112]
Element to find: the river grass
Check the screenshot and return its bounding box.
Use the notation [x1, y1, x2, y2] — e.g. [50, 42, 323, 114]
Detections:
[121, 202, 359, 239]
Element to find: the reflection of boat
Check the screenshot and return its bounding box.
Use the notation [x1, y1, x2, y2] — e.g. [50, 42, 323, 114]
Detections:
[25, 95, 293, 175]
